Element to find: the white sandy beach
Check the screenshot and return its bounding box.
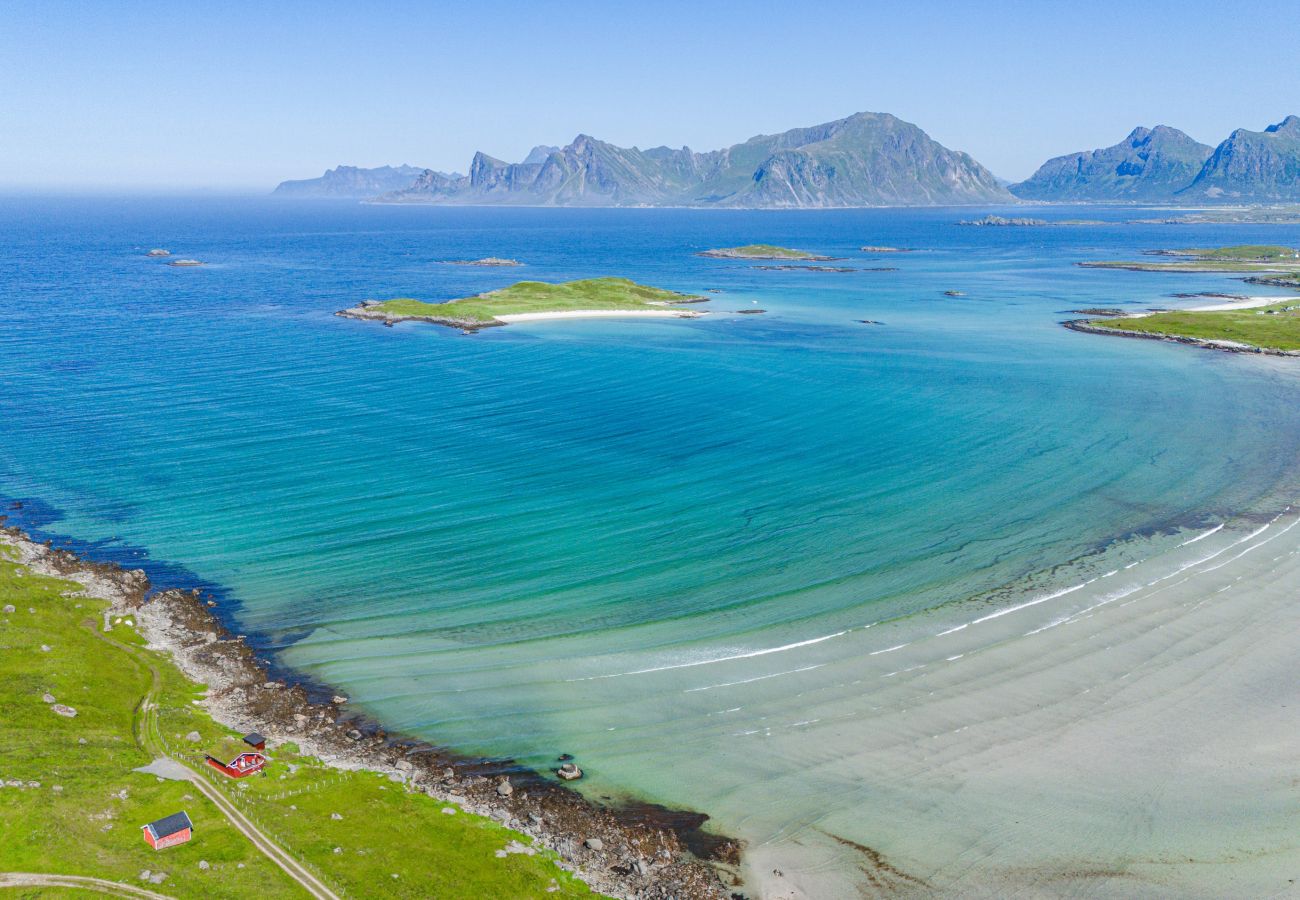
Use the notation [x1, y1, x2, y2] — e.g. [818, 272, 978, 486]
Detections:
[736, 508, 1300, 898]
[494, 309, 706, 323]
[1122, 294, 1300, 317]
[1184, 294, 1300, 312]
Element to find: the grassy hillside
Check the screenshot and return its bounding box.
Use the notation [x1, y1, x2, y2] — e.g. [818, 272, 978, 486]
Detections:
[1082, 245, 1300, 273]
[698, 245, 824, 260]
[371, 277, 698, 324]
[1089, 301, 1300, 351]
[1183, 245, 1300, 260]
[0, 545, 597, 898]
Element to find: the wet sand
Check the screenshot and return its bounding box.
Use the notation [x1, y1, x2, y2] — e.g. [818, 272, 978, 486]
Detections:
[740, 510, 1300, 897]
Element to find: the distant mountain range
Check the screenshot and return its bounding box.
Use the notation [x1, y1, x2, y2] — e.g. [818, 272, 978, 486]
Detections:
[275, 113, 1300, 207]
[1011, 116, 1300, 202]
[272, 164, 445, 198]
[273, 112, 1012, 208]
[1182, 115, 1300, 201]
[1009, 126, 1213, 202]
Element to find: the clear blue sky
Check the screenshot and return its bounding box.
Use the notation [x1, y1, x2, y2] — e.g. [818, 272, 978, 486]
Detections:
[3, 0, 1297, 191]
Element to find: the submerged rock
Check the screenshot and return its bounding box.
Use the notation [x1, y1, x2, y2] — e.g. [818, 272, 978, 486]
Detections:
[444, 257, 523, 267]
[957, 215, 1047, 227]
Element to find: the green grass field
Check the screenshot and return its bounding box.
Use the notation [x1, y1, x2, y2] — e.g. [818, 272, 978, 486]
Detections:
[701, 244, 821, 259]
[1089, 301, 1300, 351]
[1181, 245, 1300, 261]
[1083, 244, 1300, 273]
[0, 544, 598, 898]
[372, 277, 698, 323]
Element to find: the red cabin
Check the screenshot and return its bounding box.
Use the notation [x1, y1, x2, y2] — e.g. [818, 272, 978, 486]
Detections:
[206, 750, 267, 778]
[142, 811, 193, 850]
[242, 732, 266, 751]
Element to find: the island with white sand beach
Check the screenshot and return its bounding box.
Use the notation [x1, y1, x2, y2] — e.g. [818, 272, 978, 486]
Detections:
[337, 277, 709, 331]
[1069, 245, 1300, 353]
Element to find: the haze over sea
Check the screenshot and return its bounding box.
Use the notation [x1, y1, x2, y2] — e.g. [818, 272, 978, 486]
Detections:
[3, 198, 1298, 893]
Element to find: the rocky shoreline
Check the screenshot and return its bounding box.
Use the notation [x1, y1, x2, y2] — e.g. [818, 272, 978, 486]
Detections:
[697, 249, 838, 261]
[336, 302, 506, 332]
[0, 524, 739, 900]
[1062, 319, 1300, 357]
[443, 257, 524, 267]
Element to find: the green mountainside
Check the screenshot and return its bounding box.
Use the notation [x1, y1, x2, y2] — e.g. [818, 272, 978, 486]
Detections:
[1010, 126, 1212, 201]
[1180, 116, 1300, 202]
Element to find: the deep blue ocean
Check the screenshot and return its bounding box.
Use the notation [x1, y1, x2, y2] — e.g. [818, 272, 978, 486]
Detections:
[3, 197, 1299, 873]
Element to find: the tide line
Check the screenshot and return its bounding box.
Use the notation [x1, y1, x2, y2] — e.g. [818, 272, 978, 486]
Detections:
[685, 663, 825, 693]
[567, 630, 848, 681]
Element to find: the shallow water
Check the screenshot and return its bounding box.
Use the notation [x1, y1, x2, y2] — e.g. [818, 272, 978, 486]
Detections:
[3, 198, 1299, 891]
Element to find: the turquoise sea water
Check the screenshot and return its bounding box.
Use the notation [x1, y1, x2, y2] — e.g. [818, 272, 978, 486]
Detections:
[3, 198, 1299, 886]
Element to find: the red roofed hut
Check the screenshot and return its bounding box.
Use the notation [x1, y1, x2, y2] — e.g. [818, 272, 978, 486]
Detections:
[142, 811, 193, 850]
[205, 737, 268, 779]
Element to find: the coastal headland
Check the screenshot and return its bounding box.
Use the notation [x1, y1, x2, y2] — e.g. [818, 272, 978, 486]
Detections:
[1078, 244, 1300, 273]
[1067, 298, 1300, 355]
[1069, 245, 1300, 354]
[337, 277, 708, 331]
[0, 525, 737, 899]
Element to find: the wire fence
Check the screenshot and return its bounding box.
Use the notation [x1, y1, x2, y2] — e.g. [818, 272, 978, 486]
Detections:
[156, 731, 351, 897]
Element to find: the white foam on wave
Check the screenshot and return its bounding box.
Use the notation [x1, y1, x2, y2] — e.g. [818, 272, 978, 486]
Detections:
[933, 517, 1279, 644]
[869, 642, 910, 656]
[1025, 513, 1297, 635]
[570, 629, 848, 681]
[569, 513, 1292, 689]
[1179, 523, 1224, 546]
[1199, 514, 1299, 573]
[966, 578, 1099, 626]
[684, 663, 825, 693]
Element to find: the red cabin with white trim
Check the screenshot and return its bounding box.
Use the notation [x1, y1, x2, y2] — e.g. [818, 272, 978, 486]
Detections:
[205, 750, 268, 779]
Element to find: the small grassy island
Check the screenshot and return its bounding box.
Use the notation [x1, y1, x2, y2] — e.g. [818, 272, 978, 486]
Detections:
[698, 244, 836, 261]
[1080, 245, 1300, 273]
[1070, 301, 1300, 355]
[338, 277, 707, 331]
